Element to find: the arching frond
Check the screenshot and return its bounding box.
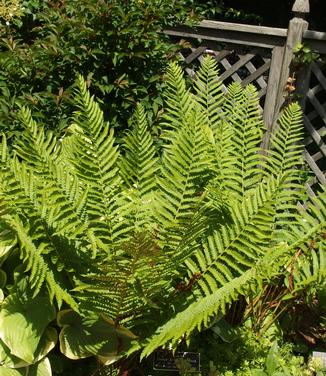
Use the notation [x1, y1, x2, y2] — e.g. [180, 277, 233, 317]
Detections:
[161, 61, 194, 131]
[138, 187, 326, 357]
[194, 55, 224, 129]
[221, 83, 264, 199]
[156, 104, 212, 245]
[185, 176, 277, 298]
[139, 268, 257, 358]
[67, 75, 130, 252]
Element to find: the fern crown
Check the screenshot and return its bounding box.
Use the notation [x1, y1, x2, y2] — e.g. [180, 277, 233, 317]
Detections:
[1, 56, 325, 359]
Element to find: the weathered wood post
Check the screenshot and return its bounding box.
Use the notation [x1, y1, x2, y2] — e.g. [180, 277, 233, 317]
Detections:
[262, 0, 310, 150]
[274, 0, 310, 116]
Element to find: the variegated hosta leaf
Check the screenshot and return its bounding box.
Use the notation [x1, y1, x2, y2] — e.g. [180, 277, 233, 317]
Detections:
[0, 357, 52, 376]
[0, 293, 56, 363]
[0, 328, 57, 369]
[0, 230, 15, 265]
[57, 310, 137, 360]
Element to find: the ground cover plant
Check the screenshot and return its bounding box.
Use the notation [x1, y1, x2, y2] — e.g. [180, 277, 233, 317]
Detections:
[0, 56, 325, 375]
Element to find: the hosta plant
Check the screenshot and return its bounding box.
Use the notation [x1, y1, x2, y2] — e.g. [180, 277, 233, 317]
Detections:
[0, 56, 326, 375]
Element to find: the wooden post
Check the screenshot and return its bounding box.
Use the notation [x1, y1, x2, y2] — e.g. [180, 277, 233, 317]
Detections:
[261, 46, 285, 150]
[271, 0, 310, 130]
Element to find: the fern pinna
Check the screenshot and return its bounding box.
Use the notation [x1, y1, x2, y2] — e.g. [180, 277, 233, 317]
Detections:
[0, 56, 325, 365]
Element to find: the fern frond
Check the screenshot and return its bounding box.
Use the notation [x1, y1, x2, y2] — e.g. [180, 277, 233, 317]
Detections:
[289, 247, 326, 295]
[265, 104, 307, 230]
[194, 55, 224, 129]
[156, 104, 212, 245]
[10, 109, 90, 239]
[139, 268, 257, 358]
[0, 136, 93, 307]
[15, 106, 60, 169]
[68, 76, 130, 251]
[161, 61, 194, 131]
[220, 83, 264, 199]
[193, 60, 235, 201]
[267, 103, 305, 178]
[4, 214, 78, 310]
[185, 177, 278, 297]
[281, 187, 326, 250]
[120, 104, 158, 198]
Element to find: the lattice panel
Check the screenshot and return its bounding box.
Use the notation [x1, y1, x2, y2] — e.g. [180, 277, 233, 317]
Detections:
[179, 45, 272, 111]
[303, 62, 326, 190]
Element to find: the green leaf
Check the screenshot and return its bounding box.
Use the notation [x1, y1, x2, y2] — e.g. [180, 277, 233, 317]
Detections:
[0, 270, 7, 289]
[58, 310, 137, 360]
[0, 326, 55, 369]
[0, 368, 24, 376]
[33, 328, 57, 363]
[0, 339, 28, 369]
[0, 294, 56, 363]
[211, 319, 240, 343]
[0, 357, 52, 376]
[265, 345, 280, 375]
[28, 357, 52, 376]
[250, 370, 267, 376]
[0, 244, 13, 264]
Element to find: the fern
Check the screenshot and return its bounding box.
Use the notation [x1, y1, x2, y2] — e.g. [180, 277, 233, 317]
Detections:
[139, 268, 257, 358]
[0, 56, 324, 364]
[186, 177, 278, 298]
[194, 55, 224, 129]
[137, 188, 326, 356]
[220, 83, 264, 199]
[120, 104, 158, 198]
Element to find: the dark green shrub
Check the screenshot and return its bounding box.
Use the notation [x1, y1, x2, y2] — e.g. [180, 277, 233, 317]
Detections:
[0, 0, 205, 137]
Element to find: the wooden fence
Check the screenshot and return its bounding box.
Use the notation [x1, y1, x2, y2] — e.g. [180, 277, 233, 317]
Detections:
[164, 0, 326, 192]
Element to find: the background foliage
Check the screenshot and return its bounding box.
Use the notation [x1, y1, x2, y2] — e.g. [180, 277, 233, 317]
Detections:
[1, 0, 323, 140]
[0, 0, 212, 138]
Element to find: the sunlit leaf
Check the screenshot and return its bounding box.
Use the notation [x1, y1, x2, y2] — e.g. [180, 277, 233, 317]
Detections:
[0, 294, 56, 363]
[58, 310, 136, 360]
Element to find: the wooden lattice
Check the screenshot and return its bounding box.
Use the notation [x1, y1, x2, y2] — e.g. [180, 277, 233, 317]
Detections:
[165, 10, 326, 190]
[303, 62, 326, 189]
[179, 46, 271, 111]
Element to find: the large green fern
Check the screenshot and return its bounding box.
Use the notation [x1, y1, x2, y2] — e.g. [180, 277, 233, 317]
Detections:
[0, 55, 325, 373]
